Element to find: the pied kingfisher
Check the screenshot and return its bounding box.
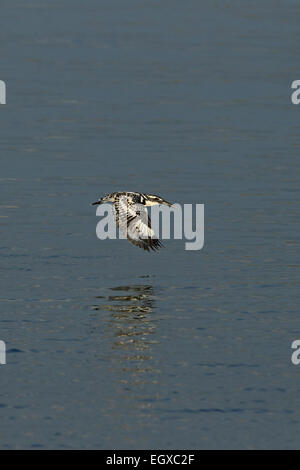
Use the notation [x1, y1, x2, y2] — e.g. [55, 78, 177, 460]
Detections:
[92, 191, 173, 252]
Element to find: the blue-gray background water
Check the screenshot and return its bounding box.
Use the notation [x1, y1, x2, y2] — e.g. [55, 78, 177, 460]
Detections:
[1, 0, 300, 449]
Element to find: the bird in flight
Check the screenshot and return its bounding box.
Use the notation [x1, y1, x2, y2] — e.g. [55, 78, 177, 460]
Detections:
[92, 191, 173, 252]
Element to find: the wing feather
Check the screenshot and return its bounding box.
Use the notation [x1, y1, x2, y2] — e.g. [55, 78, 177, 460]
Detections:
[113, 196, 163, 252]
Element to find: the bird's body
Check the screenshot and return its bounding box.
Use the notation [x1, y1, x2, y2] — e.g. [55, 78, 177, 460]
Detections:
[92, 191, 173, 252]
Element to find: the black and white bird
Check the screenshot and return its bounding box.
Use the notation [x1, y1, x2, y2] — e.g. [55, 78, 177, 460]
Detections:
[92, 191, 173, 252]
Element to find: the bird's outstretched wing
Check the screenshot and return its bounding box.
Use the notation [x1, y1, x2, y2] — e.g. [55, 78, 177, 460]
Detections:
[113, 197, 163, 252]
[127, 213, 163, 252]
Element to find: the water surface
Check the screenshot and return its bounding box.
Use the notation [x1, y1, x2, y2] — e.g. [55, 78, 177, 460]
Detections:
[0, 0, 300, 449]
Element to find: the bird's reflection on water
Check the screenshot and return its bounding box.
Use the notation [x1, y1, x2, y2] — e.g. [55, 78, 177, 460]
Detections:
[92, 284, 160, 389]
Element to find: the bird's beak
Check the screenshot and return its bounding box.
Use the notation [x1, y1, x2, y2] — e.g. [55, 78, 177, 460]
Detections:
[92, 199, 103, 206]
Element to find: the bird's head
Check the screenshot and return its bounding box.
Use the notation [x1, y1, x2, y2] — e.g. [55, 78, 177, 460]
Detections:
[144, 194, 173, 207]
[92, 192, 117, 205]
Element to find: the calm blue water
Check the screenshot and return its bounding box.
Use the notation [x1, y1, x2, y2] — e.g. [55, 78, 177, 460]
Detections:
[0, 0, 300, 449]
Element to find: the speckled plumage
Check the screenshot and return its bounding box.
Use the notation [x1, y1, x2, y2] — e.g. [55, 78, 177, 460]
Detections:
[92, 191, 173, 252]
